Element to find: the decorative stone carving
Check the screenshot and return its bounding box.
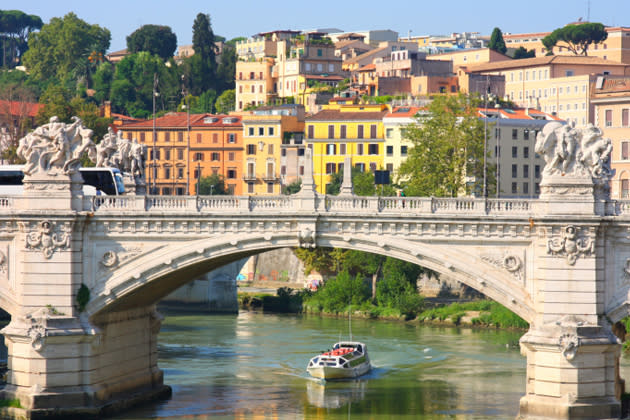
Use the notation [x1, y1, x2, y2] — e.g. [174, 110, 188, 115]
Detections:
[27, 324, 47, 351]
[100, 251, 118, 267]
[298, 228, 316, 248]
[17, 116, 96, 176]
[558, 333, 580, 360]
[547, 225, 594, 265]
[0, 249, 7, 274]
[623, 258, 630, 279]
[535, 122, 613, 180]
[25, 220, 71, 259]
[96, 127, 147, 179]
[481, 253, 524, 283]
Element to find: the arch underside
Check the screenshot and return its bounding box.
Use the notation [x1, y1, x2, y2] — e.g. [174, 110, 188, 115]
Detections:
[89, 232, 536, 323]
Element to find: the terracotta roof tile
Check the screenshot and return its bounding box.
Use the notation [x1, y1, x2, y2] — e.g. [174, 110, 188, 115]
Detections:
[121, 112, 242, 129]
[0, 99, 43, 118]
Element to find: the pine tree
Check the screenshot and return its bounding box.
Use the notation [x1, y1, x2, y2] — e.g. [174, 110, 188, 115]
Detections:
[488, 27, 507, 54]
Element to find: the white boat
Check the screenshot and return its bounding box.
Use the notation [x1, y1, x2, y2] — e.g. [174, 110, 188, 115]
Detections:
[306, 341, 371, 380]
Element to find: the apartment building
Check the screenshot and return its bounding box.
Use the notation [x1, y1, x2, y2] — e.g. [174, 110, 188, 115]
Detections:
[382, 106, 423, 178]
[241, 105, 305, 195]
[235, 58, 275, 111]
[479, 107, 562, 198]
[426, 48, 510, 71]
[503, 26, 630, 63]
[118, 113, 243, 195]
[305, 104, 388, 194]
[591, 75, 630, 198]
[461, 56, 630, 126]
[235, 30, 299, 60]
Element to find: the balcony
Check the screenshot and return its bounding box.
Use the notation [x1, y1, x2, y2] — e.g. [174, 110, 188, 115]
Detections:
[242, 173, 257, 181]
[262, 173, 280, 182]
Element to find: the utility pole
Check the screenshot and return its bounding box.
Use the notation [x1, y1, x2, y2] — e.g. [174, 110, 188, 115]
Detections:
[152, 73, 158, 195]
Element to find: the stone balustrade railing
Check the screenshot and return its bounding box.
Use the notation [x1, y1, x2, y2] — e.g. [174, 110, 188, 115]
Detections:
[70, 195, 537, 216]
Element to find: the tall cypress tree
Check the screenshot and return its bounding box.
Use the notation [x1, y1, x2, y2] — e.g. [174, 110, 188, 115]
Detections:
[185, 13, 217, 95]
[192, 13, 216, 63]
[488, 27, 507, 54]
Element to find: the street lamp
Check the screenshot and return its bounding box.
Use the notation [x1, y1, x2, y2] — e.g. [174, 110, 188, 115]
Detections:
[495, 103, 501, 198]
[152, 73, 159, 195]
[181, 75, 191, 196]
[196, 160, 201, 197]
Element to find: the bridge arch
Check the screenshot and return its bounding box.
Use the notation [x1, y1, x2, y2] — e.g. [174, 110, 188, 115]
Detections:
[87, 232, 535, 324]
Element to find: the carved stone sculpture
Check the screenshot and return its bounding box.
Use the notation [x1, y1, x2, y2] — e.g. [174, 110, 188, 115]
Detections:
[25, 220, 72, 259]
[95, 129, 146, 179]
[547, 225, 594, 265]
[535, 122, 613, 183]
[17, 116, 96, 176]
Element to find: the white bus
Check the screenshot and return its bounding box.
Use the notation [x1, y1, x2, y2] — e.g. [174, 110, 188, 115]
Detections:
[0, 165, 125, 196]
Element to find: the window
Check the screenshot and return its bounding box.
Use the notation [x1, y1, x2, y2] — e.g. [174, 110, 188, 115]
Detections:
[386, 145, 394, 156]
[524, 146, 529, 159]
[140, 132, 145, 142]
[368, 144, 379, 155]
[370, 125, 377, 138]
[248, 182, 254, 193]
[165, 150, 171, 160]
[512, 182, 517, 194]
[165, 132, 170, 142]
[369, 162, 377, 172]
[326, 144, 336, 155]
[299, 166, 304, 175]
[308, 125, 314, 139]
[606, 109, 613, 127]
[258, 127, 265, 136]
[248, 127, 254, 136]
[340, 125, 346, 139]
[268, 127, 275, 136]
[512, 164, 517, 178]
[623, 179, 630, 198]
[355, 163, 365, 172]
[247, 144, 256, 155]
[523, 164, 529, 178]
[162, 187, 172, 195]
[512, 146, 518, 158]
[340, 144, 346, 155]
[357, 144, 364, 155]
[328, 125, 334, 138]
[523, 182, 529, 195]
[386, 128, 393, 138]
[623, 109, 629, 127]
[194, 152, 204, 161]
[164, 167, 171, 179]
[267, 183, 274, 194]
[401, 146, 408, 156]
[228, 133, 236, 143]
[512, 129, 518, 140]
[565, 70, 574, 77]
[325, 162, 336, 174]
[622, 141, 629, 160]
[227, 169, 237, 179]
[535, 165, 541, 178]
[268, 144, 274, 154]
[357, 125, 364, 139]
[177, 168, 184, 179]
[178, 132, 183, 142]
[317, 49, 322, 57]
[228, 152, 235, 161]
[523, 129, 529, 140]
[386, 163, 394, 172]
[194, 168, 201, 179]
[211, 152, 220, 161]
[329, 64, 334, 72]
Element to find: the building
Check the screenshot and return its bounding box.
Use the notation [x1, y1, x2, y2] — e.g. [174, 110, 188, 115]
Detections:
[119, 113, 243, 195]
[382, 106, 423, 178]
[479, 107, 563, 198]
[305, 104, 389, 194]
[590, 75, 630, 198]
[235, 58, 275, 111]
[461, 55, 630, 126]
[241, 105, 305, 195]
[328, 30, 399, 47]
[503, 26, 630, 63]
[235, 30, 300, 60]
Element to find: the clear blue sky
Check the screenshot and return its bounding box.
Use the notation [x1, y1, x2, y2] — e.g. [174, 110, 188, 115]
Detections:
[16, 0, 630, 53]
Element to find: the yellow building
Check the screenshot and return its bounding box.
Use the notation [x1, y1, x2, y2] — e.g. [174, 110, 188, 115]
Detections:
[305, 104, 389, 194]
[241, 105, 305, 195]
[591, 75, 630, 199]
[382, 106, 424, 178]
[426, 48, 510, 71]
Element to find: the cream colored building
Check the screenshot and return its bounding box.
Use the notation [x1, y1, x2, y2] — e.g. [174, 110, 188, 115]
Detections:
[382, 106, 423, 179]
[504, 26, 630, 63]
[426, 48, 510, 71]
[591, 75, 630, 199]
[462, 56, 630, 126]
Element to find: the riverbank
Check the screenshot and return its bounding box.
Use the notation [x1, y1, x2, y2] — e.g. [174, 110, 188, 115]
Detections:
[237, 288, 529, 330]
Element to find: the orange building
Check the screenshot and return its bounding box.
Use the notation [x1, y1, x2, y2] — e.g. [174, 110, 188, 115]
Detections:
[119, 113, 243, 195]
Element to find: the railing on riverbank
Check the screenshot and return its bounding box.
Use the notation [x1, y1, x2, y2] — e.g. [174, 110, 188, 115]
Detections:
[77, 194, 536, 217]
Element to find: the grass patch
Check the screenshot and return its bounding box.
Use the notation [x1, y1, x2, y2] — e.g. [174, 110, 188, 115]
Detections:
[0, 398, 22, 408]
[419, 301, 528, 329]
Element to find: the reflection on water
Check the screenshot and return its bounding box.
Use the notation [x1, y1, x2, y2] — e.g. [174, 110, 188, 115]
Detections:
[110, 311, 531, 420]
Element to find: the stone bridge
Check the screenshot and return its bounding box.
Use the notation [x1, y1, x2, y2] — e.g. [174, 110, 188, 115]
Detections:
[0, 119, 628, 419]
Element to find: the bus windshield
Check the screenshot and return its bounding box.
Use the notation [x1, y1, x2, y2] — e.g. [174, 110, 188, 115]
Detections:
[79, 168, 125, 196]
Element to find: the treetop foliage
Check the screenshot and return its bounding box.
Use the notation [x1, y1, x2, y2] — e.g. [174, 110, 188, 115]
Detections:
[542, 22, 608, 56]
[126, 24, 177, 61]
[0, 10, 43, 68]
[488, 27, 507, 54]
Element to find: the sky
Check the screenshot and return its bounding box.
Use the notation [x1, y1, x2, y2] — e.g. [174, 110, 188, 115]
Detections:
[15, 0, 630, 53]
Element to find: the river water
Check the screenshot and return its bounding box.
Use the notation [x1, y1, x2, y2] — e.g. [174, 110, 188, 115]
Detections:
[111, 311, 541, 420]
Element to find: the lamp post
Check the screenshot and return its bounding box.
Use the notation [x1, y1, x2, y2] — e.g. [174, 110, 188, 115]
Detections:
[495, 103, 501, 198]
[482, 76, 489, 198]
[196, 160, 201, 197]
[181, 75, 191, 196]
[152, 73, 158, 195]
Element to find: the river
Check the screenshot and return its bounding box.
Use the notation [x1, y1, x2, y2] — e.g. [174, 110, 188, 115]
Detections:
[110, 310, 540, 420]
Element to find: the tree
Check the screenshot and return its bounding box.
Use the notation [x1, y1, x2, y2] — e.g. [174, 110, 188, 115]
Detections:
[126, 24, 177, 61]
[398, 93, 490, 197]
[198, 174, 227, 195]
[183, 13, 217, 95]
[512, 46, 536, 59]
[23, 13, 110, 88]
[216, 46, 237, 93]
[215, 89, 235, 114]
[282, 179, 302, 195]
[0, 10, 42, 68]
[488, 27, 507, 54]
[542, 22, 608, 56]
[92, 61, 114, 103]
[0, 82, 36, 162]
